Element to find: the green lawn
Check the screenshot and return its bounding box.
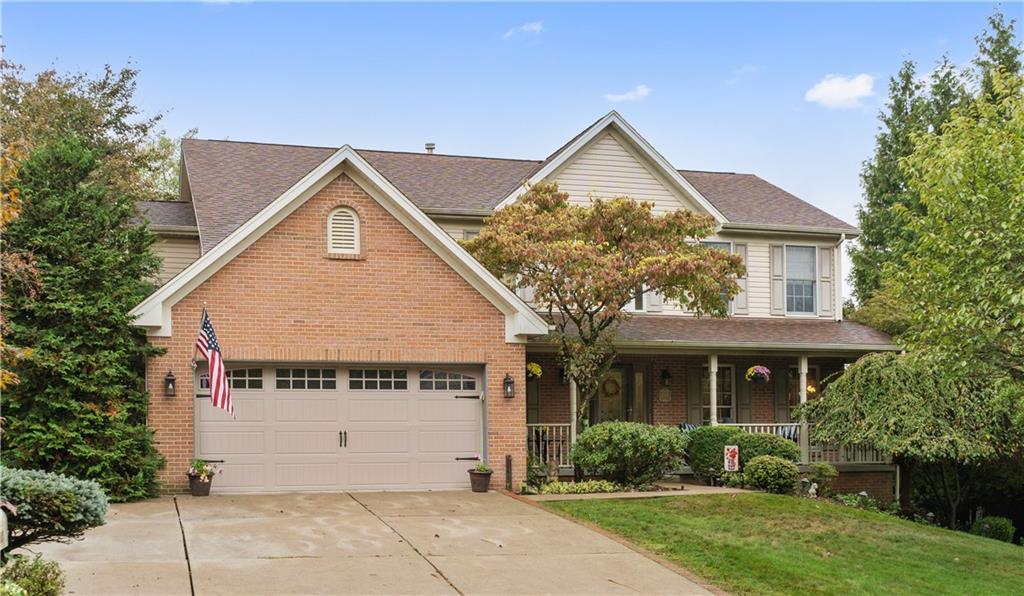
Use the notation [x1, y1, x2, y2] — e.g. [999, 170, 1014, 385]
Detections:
[544, 493, 1023, 596]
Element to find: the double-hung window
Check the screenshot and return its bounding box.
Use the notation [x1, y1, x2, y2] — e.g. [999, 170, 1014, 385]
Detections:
[785, 246, 816, 314]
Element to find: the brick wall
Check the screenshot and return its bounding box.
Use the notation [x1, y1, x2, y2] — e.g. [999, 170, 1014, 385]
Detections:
[832, 469, 896, 504]
[146, 173, 526, 492]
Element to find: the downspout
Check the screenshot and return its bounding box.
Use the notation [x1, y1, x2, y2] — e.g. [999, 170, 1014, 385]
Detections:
[834, 233, 846, 321]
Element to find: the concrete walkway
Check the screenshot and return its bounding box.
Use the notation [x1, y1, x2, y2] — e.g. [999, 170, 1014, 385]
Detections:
[34, 491, 711, 595]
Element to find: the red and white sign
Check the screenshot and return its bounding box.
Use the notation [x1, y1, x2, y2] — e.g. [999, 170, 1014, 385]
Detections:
[724, 445, 739, 472]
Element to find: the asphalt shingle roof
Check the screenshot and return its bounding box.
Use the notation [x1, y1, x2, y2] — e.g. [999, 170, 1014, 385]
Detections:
[171, 138, 858, 254]
[137, 200, 197, 228]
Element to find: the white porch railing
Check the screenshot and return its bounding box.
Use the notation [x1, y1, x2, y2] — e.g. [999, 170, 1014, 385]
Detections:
[526, 423, 572, 468]
[525, 421, 889, 469]
[720, 422, 890, 465]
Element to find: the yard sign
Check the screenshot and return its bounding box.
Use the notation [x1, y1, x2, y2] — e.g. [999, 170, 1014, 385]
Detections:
[724, 445, 739, 472]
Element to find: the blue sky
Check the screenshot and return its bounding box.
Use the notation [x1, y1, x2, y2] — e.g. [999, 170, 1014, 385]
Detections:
[4, 2, 1020, 297]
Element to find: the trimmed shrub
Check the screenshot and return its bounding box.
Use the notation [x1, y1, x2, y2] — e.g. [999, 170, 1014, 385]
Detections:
[0, 467, 108, 557]
[745, 455, 800, 494]
[539, 480, 623, 495]
[970, 516, 1015, 543]
[808, 463, 839, 497]
[570, 422, 687, 487]
[736, 432, 801, 467]
[685, 425, 746, 485]
[0, 555, 64, 596]
[721, 471, 746, 488]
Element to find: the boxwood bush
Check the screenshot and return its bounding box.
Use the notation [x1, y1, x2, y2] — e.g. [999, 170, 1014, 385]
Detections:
[970, 516, 1016, 543]
[684, 425, 745, 485]
[570, 422, 687, 487]
[538, 480, 623, 495]
[744, 455, 800, 494]
[736, 432, 801, 467]
[0, 467, 108, 558]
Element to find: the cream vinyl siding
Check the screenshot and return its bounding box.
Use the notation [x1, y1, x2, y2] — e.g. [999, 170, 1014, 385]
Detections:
[153, 235, 200, 285]
[431, 217, 484, 242]
[551, 130, 703, 215]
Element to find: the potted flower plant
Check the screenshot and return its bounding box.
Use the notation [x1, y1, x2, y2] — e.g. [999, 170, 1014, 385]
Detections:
[745, 365, 771, 384]
[468, 462, 493, 493]
[187, 459, 219, 496]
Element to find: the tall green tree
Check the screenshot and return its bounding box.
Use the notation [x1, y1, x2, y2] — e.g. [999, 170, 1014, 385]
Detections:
[0, 61, 168, 200]
[1, 137, 164, 501]
[850, 9, 1020, 304]
[807, 73, 1024, 527]
[974, 9, 1022, 99]
[849, 61, 927, 302]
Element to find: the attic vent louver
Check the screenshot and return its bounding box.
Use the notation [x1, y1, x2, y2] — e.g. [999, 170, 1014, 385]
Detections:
[328, 207, 359, 254]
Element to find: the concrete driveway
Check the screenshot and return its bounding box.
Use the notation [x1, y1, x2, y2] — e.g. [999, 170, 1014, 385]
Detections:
[35, 491, 710, 595]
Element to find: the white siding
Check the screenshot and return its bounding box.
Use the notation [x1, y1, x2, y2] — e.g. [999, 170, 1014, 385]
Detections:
[153, 236, 200, 285]
[551, 131, 703, 215]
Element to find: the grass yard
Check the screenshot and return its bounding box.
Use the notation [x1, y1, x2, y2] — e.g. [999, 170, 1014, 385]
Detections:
[544, 493, 1023, 595]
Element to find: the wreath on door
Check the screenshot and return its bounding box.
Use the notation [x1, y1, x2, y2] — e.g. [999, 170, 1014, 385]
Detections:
[601, 377, 621, 395]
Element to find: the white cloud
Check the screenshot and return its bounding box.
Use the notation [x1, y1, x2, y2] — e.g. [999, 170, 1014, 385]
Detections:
[604, 84, 652, 103]
[726, 65, 758, 86]
[503, 21, 544, 40]
[804, 74, 875, 109]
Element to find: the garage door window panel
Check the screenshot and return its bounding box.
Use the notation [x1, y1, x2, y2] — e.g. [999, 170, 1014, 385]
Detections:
[275, 368, 337, 390]
[227, 368, 263, 390]
[349, 369, 408, 390]
[419, 370, 477, 391]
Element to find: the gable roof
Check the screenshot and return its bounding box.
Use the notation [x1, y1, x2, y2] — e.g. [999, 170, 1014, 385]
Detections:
[169, 116, 859, 253]
[495, 111, 728, 222]
[132, 146, 549, 341]
[137, 200, 197, 229]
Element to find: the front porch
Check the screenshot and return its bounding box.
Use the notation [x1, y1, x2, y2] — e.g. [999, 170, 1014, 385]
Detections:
[525, 351, 891, 470]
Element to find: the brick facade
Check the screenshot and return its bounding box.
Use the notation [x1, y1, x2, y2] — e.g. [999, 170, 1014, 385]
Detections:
[145, 173, 526, 492]
[831, 469, 896, 504]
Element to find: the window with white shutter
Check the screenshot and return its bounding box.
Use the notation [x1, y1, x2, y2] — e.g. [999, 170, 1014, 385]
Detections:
[327, 207, 359, 254]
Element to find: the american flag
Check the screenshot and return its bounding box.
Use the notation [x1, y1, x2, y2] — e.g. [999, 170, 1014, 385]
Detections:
[195, 309, 232, 416]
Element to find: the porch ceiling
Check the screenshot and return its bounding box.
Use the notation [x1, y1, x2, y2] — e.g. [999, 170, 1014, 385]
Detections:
[530, 315, 895, 356]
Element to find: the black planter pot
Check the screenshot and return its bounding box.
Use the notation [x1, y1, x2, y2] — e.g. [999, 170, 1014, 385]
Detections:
[468, 470, 493, 493]
[188, 474, 213, 497]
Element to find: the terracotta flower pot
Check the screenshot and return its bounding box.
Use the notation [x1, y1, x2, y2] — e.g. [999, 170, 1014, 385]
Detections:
[468, 470, 492, 493]
[188, 474, 213, 497]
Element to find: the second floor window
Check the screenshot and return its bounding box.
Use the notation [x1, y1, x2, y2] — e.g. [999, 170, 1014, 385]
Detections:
[786, 246, 816, 314]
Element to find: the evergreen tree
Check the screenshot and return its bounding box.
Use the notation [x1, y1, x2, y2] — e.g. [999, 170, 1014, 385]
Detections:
[1, 137, 164, 501]
[849, 61, 927, 302]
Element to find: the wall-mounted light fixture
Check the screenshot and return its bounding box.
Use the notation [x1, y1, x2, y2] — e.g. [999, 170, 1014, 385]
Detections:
[503, 373, 515, 398]
[660, 369, 672, 387]
[164, 370, 177, 397]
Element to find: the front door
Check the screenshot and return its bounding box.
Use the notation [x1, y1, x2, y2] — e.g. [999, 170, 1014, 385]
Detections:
[592, 366, 634, 423]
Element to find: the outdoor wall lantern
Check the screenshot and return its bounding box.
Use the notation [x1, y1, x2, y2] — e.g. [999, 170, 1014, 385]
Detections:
[503, 373, 515, 398]
[660, 369, 672, 387]
[164, 370, 176, 397]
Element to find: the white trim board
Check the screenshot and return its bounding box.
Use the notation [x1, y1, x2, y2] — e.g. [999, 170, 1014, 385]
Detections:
[495, 111, 727, 223]
[130, 146, 549, 342]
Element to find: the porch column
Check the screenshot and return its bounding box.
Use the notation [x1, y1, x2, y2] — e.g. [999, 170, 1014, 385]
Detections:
[708, 354, 719, 426]
[569, 379, 578, 443]
[798, 355, 810, 463]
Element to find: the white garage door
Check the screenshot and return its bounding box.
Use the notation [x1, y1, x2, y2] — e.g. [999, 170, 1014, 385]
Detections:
[194, 365, 484, 493]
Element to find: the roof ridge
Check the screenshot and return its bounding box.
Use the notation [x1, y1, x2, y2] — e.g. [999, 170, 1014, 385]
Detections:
[677, 168, 745, 175]
[184, 138, 338, 151]
[356, 148, 541, 164]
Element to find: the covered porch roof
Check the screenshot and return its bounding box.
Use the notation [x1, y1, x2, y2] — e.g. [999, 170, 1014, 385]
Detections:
[529, 314, 894, 356]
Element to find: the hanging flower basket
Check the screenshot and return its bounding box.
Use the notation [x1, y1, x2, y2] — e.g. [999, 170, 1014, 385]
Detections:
[526, 362, 543, 381]
[745, 365, 771, 384]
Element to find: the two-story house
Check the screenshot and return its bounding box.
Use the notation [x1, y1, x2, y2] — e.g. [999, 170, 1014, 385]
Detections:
[133, 112, 896, 497]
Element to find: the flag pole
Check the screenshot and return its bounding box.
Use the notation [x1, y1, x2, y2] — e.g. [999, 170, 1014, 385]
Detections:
[191, 302, 208, 371]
